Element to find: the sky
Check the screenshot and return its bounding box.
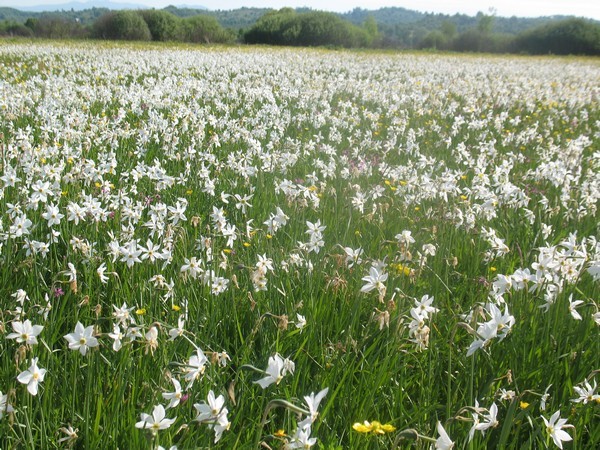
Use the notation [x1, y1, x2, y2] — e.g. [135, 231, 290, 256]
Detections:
[1, 0, 599, 20]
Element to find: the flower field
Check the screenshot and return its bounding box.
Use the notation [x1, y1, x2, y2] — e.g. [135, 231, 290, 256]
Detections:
[0, 42, 598, 449]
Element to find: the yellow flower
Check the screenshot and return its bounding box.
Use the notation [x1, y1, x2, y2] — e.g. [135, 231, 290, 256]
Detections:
[172, 304, 181, 312]
[352, 421, 372, 433]
[352, 420, 396, 434]
[395, 264, 413, 276]
[370, 421, 396, 434]
[266, 234, 273, 239]
[243, 242, 251, 248]
[135, 308, 146, 315]
[520, 401, 530, 409]
[274, 429, 287, 437]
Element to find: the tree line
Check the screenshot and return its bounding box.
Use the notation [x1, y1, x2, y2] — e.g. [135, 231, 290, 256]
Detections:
[418, 14, 600, 55]
[0, 9, 236, 44]
[0, 7, 598, 55]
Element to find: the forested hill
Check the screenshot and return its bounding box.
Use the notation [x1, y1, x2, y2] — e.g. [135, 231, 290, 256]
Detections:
[0, 5, 578, 32]
[0, 6, 110, 24]
[342, 7, 572, 34]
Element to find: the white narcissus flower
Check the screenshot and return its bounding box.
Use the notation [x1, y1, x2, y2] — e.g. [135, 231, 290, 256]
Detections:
[474, 402, 499, 434]
[6, 319, 43, 345]
[254, 354, 285, 389]
[97, 262, 109, 284]
[57, 426, 78, 445]
[541, 384, 552, 411]
[108, 324, 123, 352]
[162, 378, 183, 409]
[435, 421, 454, 450]
[135, 404, 176, 436]
[542, 411, 573, 449]
[572, 378, 599, 404]
[194, 390, 230, 443]
[254, 354, 294, 389]
[395, 230, 415, 246]
[342, 246, 363, 267]
[360, 266, 388, 294]
[168, 315, 185, 341]
[42, 203, 64, 227]
[184, 348, 208, 390]
[414, 295, 439, 319]
[64, 322, 99, 356]
[567, 294, 584, 320]
[1, 390, 14, 419]
[298, 387, 329, 430]
[17, 357, 46, 396]
[288, 426, 317, 448]
[295, 313, 307, 331]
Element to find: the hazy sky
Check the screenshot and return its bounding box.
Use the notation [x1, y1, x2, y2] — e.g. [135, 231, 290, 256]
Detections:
[2, 0, 599, 20]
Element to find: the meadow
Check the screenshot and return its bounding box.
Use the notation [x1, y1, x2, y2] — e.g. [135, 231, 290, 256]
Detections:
[0, 42, 598, 449]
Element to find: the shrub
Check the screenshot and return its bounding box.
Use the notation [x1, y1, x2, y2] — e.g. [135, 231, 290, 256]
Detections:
[244, 9, 370, 48]
[181, 15, 234, 44]
[93, 10, 152, 41]
[139, 9, 181, 42]
[515, 18, 600, 55]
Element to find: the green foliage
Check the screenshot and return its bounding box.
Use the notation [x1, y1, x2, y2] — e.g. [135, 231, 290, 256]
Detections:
[418, 15, 600, 55]
[440, 20, 457, 39]
[94, 11, 152, 41]
[363, 15, 380, 46]
[244, 9, 370, 48]
[30, 16, 87, 39]
[0, 6, 109, 26]
[418, 30, 450, 50]
[180, 14, 234, 44]
[0, 20, 33, 37]
[139, 9, 181, 42]
[515, 18, 600, 55]
[477, 12, 495, 34]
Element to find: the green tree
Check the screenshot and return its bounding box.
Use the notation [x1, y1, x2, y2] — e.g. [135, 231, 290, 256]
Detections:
[244, 10, 369, 48]
[440, 20, 457, 39]
[181, 14, 233, 44]
[363, 15, 379, 46]
[0, 20, 33, 37]
[476, 11, 494, 34]
[139, 9, 181, 41]
[419, 30, 447, 50]
[515, 18, 600, 55]
[93, 11, 152, 41]
[32, 16, 86, 39]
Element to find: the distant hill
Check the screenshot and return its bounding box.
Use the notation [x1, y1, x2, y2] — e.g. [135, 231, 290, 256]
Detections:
[17, 1, 149, 12]
[0, 6, 110, 24]
[165, 6, 269, 29]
